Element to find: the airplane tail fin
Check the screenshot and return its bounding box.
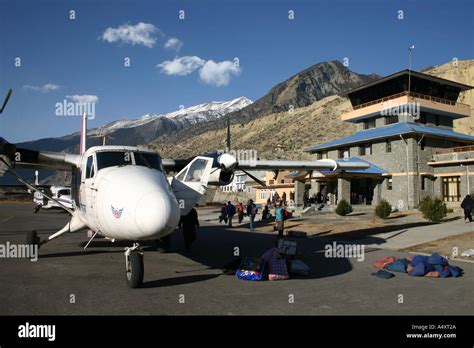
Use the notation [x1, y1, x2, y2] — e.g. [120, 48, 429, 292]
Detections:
[79, 112, 87, 155]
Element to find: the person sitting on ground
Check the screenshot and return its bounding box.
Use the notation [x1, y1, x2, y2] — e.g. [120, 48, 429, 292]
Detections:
[461, 194, 473, 223]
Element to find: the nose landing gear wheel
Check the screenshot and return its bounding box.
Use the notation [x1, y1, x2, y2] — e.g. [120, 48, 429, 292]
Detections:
[125, 244, 144, 288]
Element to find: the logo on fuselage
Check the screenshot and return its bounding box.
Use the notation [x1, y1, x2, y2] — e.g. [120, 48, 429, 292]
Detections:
[111, 205, 124, 219]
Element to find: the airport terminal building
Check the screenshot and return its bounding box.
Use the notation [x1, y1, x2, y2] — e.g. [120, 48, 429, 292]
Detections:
[304, 70, 474, 210]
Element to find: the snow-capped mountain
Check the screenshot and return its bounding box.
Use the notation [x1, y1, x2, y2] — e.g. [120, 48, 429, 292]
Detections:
[16, 97, 252, 153]
[89, 96, 252, 136]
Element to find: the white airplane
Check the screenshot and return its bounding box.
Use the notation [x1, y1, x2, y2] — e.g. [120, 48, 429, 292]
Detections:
[32, 185, 74, 213]
[0, 92, 369, 288]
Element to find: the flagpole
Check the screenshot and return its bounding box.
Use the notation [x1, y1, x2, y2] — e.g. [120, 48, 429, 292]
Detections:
[408, 45, 415, 96]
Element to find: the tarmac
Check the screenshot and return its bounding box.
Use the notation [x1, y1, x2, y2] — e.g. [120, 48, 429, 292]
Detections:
[0, 203, 473, 315]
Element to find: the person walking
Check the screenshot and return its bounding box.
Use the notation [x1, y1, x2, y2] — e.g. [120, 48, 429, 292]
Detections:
[226, 201, 236, 227]
[461, 194, 474, 223]
[303, 190, 309, 208]
[179, 208, 199, 251]
[247, 199, 257, 231]
[275, 202, 285, 237]
[219, 202, 228, 224]
[237, 202, 245, 223]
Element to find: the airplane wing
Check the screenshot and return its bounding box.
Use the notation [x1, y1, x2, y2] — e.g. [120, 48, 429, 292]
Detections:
[237, 158, 368, 171]
[0, 138, 80, 176]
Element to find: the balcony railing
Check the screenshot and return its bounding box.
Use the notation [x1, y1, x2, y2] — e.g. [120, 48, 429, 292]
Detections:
[434, 145, 474, 155]
[343, 91, 468, 113]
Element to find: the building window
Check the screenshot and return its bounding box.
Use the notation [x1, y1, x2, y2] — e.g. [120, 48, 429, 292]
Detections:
[281, 179, 284, 184]
[385, 116, 398, 125]
[386, 140, 392, 153]
[363, 119, 375, 130]
[360, 143, 372, 156]
[366, 143, 372, 155]
[260, 190, 266, 200]
[442, 177, 460, 202]
[435, 115, 440, 126]
[338, 147, 350, 159]
[317, 152, 322, 160]
[387, 177, 393, 190]
[421, 176, 426, 190]
[269, 179, 274, 185]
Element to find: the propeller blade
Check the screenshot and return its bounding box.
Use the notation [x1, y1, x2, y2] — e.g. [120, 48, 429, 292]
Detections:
[238, 167, 266, 188]
[226, 117, 231, 153]
[0, 89, 12, 114]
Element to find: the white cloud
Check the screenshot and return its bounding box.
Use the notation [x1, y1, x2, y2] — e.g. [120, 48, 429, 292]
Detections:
[157, 56, 205, 76]
[66, 95, 99, 103]
[164, 37, 183, 51]
[100, 22, 160, 48]
[198, 60, 241, 87]
[23, 83, 60, 93]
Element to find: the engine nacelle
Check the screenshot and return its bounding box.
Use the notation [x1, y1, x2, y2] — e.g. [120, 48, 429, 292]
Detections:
[207, 168, 234, 186]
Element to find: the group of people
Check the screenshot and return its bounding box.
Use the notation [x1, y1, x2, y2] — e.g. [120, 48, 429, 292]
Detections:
[219, 200, 259, 231]
[219, 198, 288, 235]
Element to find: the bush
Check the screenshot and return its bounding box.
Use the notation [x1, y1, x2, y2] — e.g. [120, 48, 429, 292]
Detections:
[418, 197, 447, 222]
[335, 199, 353, 216]
[375, 200, 392, 219]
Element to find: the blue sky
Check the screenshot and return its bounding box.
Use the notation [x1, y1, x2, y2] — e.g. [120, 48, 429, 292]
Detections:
[1, 0, 473, 142]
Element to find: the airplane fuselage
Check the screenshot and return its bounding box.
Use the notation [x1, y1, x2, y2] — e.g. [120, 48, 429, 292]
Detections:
[74, 146, 181, 241]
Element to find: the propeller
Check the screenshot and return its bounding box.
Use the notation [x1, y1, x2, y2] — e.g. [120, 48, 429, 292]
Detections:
[0, 89, 12, 114]
[212, 116, 267, 187]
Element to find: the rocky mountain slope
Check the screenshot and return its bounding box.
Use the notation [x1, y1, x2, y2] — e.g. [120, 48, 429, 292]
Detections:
[152, 59, 474, 161]
[16, 97, 252, 153]
[156, 61, 379, 144]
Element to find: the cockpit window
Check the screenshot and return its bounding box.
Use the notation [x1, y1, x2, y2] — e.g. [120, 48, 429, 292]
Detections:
[135, 152, 163, 171]
[96, 151, 131, 170]
[57, 189, 70, 197]
[95, 151, 163, 172]
[85, 155, 95, 179]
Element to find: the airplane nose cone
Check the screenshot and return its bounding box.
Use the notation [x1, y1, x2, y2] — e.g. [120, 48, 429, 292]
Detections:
[134, 191, 170, 237]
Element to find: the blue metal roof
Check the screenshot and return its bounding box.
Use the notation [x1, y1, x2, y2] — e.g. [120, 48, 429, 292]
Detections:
[319, 156, 387, 175]
[304, 122, 474, 152]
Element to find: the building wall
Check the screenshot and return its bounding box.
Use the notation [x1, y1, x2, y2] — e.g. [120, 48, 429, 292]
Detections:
[254, 171, 295, 205]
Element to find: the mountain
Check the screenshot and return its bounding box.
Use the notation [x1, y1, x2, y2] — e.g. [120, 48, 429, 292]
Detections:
[159, 61, 379, 142]
[424, 60, 474, 135]
[16, 97, 252, 153]
[152, 59, 474, 161]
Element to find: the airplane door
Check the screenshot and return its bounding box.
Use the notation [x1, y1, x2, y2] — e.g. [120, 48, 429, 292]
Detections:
[80, 154, 98, 226]
[171, 157, 213, 215]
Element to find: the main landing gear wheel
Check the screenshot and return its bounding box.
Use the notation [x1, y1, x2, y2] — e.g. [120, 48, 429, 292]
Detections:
[125, 243, 144, 288]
